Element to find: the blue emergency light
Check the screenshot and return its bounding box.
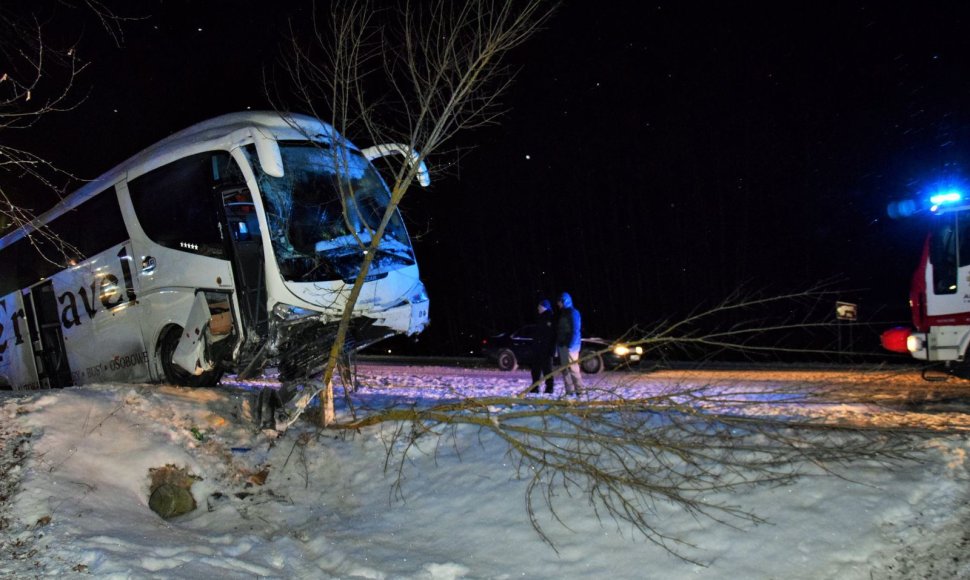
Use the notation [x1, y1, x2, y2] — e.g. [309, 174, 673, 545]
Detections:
[887, 183, 966, 219]
[930, 190, 963, 206]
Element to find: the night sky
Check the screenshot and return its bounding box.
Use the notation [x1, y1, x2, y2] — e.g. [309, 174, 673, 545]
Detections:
[9, 2, 970, 356]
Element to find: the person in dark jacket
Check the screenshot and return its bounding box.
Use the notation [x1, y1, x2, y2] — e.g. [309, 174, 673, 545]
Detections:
[530, 299, 556, 394]
[555, 292, 584, 396]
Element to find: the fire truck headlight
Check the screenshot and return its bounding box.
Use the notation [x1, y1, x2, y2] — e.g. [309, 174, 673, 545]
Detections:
[906, 334, 925, 353]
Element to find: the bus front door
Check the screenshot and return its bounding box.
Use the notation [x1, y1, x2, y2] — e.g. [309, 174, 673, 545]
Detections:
[24, 281, 73, 388]
[221, 186, 268, 344]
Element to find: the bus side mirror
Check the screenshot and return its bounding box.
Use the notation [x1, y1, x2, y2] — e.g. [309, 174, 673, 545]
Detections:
[254, 133, 285, 178]
[360, 143, 431, 187]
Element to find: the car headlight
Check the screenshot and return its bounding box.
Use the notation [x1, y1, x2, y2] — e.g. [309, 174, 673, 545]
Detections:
[634, 346, 643, 355]
[613, 345, 630, 356]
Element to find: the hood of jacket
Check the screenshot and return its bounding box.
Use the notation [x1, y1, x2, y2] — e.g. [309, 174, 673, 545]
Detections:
[559, 292, 573, 309]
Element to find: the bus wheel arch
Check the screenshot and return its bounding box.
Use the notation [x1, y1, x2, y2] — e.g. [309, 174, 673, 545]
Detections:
[157, 324, 222, 388]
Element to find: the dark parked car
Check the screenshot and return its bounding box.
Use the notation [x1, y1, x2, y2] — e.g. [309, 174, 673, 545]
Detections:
[481, 324, 643, 374]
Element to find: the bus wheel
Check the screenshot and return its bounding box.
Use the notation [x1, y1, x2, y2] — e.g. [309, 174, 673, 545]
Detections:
[159, 325, 223, 388]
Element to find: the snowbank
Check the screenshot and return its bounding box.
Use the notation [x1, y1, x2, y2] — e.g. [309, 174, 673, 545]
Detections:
[0, 366, 967, 578]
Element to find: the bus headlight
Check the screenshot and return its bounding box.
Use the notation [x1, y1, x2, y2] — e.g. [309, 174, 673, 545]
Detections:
[273, 303, 319, 321]
[409, 283, 429, 303]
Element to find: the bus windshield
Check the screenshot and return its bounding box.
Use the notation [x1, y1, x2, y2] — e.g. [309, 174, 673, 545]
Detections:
[250, 142, 415, 282]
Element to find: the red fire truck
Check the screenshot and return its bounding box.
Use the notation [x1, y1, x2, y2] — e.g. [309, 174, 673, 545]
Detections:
[881, 190, 970, 375]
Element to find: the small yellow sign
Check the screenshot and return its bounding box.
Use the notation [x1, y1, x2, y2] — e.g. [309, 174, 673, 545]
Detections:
[835, 301, 857, 321]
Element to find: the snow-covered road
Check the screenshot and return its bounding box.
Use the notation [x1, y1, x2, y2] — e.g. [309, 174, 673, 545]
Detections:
[227, 362, 970, 433]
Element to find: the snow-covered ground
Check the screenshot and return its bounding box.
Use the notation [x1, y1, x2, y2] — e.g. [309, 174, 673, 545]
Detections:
[0, 364, 968, 579]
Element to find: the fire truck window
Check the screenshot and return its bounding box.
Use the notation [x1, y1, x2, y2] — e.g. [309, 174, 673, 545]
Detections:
[959, 216, 970, 269]
[930, 217, 957, 294]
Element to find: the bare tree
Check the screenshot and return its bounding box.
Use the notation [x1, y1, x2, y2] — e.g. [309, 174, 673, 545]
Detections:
[260, 3, 926, 558]
[271, 0, 557, 426]
[0, 2, 129, 261]
[333, 391, 918, 560]
[295, 286, 921, 560]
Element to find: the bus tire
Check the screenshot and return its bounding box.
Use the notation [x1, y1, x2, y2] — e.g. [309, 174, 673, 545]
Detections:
[158, 325, 223, 388]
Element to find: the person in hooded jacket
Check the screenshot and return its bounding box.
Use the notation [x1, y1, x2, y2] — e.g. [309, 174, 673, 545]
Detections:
[529, 298, 556, 394]
[555, 292, 584, 396]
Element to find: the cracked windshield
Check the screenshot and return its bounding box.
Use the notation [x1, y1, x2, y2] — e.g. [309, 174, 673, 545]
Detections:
[251, 142, 414, 282]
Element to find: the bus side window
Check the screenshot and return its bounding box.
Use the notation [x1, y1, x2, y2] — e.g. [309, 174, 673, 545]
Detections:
[211, 153, 260, 242]
[128, 153, 228, 258]
[0, 236, 40, 296]
[0, 188, 127, 296]
[224, 190, 260, 242]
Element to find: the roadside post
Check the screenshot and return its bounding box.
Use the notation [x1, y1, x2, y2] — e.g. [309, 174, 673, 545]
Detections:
[835, 301, 858, 359]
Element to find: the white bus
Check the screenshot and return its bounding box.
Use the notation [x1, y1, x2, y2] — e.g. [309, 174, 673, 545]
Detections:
[0, 111, 430, 390]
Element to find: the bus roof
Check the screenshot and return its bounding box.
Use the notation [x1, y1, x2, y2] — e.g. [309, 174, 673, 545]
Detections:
[1, 111, 338, 248]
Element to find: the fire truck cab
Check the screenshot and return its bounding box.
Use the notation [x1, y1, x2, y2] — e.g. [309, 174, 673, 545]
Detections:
[882, 191, 970, 373]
